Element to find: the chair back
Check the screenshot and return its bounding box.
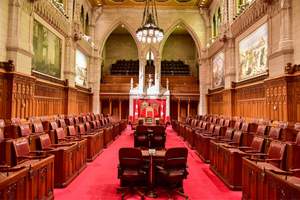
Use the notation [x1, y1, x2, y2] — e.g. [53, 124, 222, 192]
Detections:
[136, 125, 148, 134]
[267, 140, 286, 168]
[67, 125, 77, 136]
[164, 147, 188, 169]
[224, 129, 234, 140]
[296, 132, 300, 145]
[50, 121, 58, 130]
[39, 134, 52, 149]
[33, 122, 44, 133]
[19, 124, 31, 137]
[251, 136, 265, 152]
[119, 148, 143, 168]
[234, 121, 243, 130]
[232, 130, 243, 145]
[55, 127, 66, 140]
[13, 138, 30, 158]
[268, 127, 282, 140]
[256, 124, 267, 136]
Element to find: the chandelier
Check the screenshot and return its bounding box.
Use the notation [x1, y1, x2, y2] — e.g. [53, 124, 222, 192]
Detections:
[136, 0, 164, 44]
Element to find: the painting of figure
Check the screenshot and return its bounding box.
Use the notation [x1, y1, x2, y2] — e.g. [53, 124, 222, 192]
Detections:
[239, 23, 268, 80]
[75, 50, 88, 86]
[212, 51, 225, 88]
[32, 20, 62, 78]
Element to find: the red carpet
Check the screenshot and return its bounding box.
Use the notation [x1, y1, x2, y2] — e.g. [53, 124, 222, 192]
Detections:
[54, 126, 242, 200]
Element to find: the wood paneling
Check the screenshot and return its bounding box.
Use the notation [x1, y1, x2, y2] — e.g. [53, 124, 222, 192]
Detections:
[207, 74, 300, 122]
[235, 83, 266, 119]
[0, 72, 93, 119]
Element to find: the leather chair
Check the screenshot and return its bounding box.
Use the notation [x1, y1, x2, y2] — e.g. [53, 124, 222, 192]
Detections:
[150, 126, 166, 149]
[250, 140, 287, 169]
[239, 136, 265, 154]
[117, 148, 147, 200]
[134, 125, 149, 148]
[155, 147, 189, 200]
[12, 137, 47, 166]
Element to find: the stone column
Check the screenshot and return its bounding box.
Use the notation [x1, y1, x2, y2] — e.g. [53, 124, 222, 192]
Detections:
[6, 0, 33, 74]
[138, 58, 146, 93]
[154, 56, 161, 93]
[89, 56, 102, 114]
[198, 57, 209, 115]
[119, 99, 122, 120]
[269, 0, 294, 77]
[224, 38, 235, 89]
[177, 98, 181, 121]
[65, 37, 76, 87]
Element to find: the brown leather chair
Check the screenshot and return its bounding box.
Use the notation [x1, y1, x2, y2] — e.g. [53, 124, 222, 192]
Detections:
[250, 140, 286, 169]
[150, 126, 166, 149]
[134, 125, 149, 148]
[155, 147, 189, 200]
[117, 148, 147, 200]
[239, 136, 265, 153]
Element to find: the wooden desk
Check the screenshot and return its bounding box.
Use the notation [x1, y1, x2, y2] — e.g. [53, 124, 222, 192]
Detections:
[264, 170, 300, 200]
[141, 149, 166, 198]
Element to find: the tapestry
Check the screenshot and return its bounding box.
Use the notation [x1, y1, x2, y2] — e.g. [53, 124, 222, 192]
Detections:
[32, 20, 62, 78]
[75, 50, 88, 86]
[212, 51, 225, 88]
[239, 23, 268, 80]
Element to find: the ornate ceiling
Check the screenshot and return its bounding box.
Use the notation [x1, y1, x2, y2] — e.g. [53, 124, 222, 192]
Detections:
[89, 0, 211, 8]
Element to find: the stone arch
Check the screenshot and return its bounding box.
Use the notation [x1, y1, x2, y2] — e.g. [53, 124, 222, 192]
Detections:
[98, 19, 140, 58]
[159, 19, 201, 58]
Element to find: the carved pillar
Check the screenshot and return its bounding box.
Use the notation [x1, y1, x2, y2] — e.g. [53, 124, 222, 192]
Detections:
[154, 56, 161, 93]
[187, 99, 190, 117]
[177, 98, 181, 121]
[138, 58, 146, 93]
[109, 98, 112, 115]
[99, 98, 102, 114]
[119, 99, 122, 120]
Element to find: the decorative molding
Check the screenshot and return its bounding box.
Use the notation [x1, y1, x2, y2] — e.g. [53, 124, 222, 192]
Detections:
[0, 60, 15, 72]
[284, 63, 300, 75]
[208, 87, 224, 94]
[231, 0, 270, 37]
[232, 73, 269, 88]
[33, 0, 71, 37]
[31, 70, 67, 86]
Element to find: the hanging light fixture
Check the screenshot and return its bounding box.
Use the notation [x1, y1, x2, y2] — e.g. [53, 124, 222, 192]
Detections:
[136, 0, 164, 44]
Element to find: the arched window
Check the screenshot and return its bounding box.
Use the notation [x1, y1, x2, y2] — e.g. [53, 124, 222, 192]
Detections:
[80, 6, 85, 31]
[85, 13, 89, 35]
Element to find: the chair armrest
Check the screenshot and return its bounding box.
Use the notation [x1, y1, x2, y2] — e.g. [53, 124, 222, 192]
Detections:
[265, 158, 281, 163]
[238, 146, 252, 150]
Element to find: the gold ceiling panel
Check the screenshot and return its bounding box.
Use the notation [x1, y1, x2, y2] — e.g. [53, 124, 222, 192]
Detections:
[89, 0, 211, 8]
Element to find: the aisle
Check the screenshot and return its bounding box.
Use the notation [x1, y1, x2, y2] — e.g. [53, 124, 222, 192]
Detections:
[54, 126, 242, 200]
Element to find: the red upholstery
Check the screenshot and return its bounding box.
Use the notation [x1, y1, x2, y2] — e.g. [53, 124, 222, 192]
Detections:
[67, 126, 77, 136]
[250, 136, 265, 152]
[19, 124, 31, 137]
[39, 134, 52, 149]
[256, 124, 267, 136]
[55, 128, 66, 140]
[268, 127, 282, 140]
[77, 124, 86, 134]
[13, 138, 30, 158]
[50, 121, 59, 130]
[33, 122, 44, 133]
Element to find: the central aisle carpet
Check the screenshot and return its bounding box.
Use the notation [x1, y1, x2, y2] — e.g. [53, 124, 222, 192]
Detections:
[54, 126, 242, 200]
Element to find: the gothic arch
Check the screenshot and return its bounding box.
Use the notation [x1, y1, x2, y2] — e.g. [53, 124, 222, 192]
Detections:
[159, 19, 202, 58]
[98, 20, 140, 58]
